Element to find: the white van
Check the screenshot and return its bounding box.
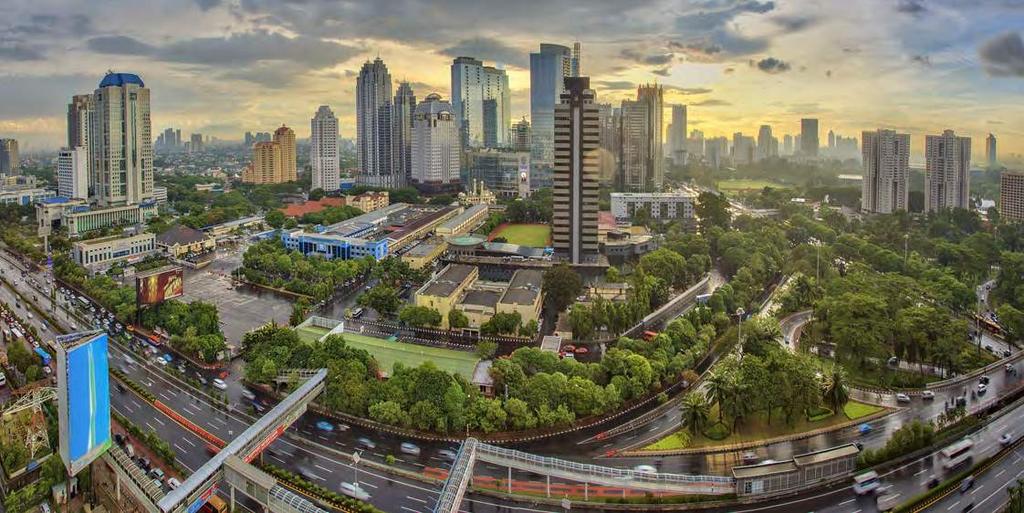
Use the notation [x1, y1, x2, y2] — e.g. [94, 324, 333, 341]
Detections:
[853, 470, 880, 495]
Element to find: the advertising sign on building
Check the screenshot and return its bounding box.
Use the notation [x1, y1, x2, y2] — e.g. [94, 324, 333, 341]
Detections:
[56, 331, 112, 475]
[136, 266, 184, 305]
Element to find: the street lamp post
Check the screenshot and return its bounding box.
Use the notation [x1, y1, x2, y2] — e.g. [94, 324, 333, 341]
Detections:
[736, 307, 746, 359]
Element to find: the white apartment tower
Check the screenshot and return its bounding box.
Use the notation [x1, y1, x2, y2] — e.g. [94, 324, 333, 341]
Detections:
[90, 72, 153, 206]
[925, 130, 971, 212]
[861, 129, 910, 214]
[411, 94, 460, 192]
[57, 146, 89, 199]
[356, 58, 396, 188]
[310, 105, 340, 191]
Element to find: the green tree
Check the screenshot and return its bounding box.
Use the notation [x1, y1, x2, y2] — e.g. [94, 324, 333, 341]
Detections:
[543, 264, 583, 312]
[308, 188, 325, 200]
[481, 312, 522, 335]
[476, 340, 498, 359]
[358, 285, 402, 317]
[822, 365, 850, 413]
[696, 191, 731, 230]
[398, 305, 442, 327]
[679, 392, 710, 436]
[264, 209, 287, 229]
[448, 309, 470, 329]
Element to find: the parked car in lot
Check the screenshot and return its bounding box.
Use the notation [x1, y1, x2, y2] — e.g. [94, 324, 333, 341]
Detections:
[241, 389, 256, 401]
[400, 442, 421, 456]
[149, 468, 165, 482]
[633, 464, 657, 474]
[167, 477, 181, 490]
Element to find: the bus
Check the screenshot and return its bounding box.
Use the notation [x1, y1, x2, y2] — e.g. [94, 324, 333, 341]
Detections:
[976, 315, 1003, 336]
[11, 327, 24, 340]
[940, 439, 974, 470]
[852, 470, 881, 495]
[34, 347, 52, 366]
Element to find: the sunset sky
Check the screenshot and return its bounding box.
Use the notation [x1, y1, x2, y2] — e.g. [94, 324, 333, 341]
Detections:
[2, 0, 1023, 157]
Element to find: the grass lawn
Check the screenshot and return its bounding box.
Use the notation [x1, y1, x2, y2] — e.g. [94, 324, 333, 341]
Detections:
[715, 179, 791, 192]
[641, 399, 883, 451]
[489, 223, 552, 247]
[295, 325, 480, 380]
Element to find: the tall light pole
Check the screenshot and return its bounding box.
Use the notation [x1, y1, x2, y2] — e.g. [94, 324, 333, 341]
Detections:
[736, 307, 746, 359]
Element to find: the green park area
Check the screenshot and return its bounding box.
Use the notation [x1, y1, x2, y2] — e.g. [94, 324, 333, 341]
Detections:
[489, 223, 552, 247]
[295, 325, 479, 380]
[715, 179, 790, 192]
[642, 399, 884, 452]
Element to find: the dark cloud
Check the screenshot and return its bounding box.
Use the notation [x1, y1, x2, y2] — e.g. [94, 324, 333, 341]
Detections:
[0, 74, 97, 119]
[669, 41, 723, 63]
[772, 15, 817, 32]
[595, 80, 636, 91]
[979, 32, 1024, 76]
[652, 67, 671, 77]
[0, 44, 46, 61]
[911, 54, 931, 66]
[896, 0, 927, 15]
[664, 86, 713, 95]
[693, 99, 731, 107]
[195, 0, 223, 11]
[620, 48, 675, 66]
[675, 1, 775, 33]
[825, 69, 832, 78]
[439, 37, 529, 68]
[87, 31, 360, 72]
[9, 14, 92, 36]
[752, 57, 791, 73]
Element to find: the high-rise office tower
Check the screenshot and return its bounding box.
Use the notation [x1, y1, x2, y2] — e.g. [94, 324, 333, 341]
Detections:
[828, 129, 836, 150]
[986, 134, 998, 167]
[687, 129, 705, 160]
[90, 72, 153, 206]
[450, 56, 510, 149]
[668, 105, 687, 164]
[1000, 171, 1024, 223]
[189, 133, 203, 153]
[67, 94, 93, 150]
[513, 118, 531, 153]
[596, 103, 619, 184]
[244, 131, 255, 147]
[411, 93, 460, 192]
[706, 137, 729, 170]
[800, 118, 819, 157]
[732, 133, 755, 165]
[620, 85, 664, 191]
[274, 125, 297, 182]
[925, 130, 971, 212]
[163, 128, 177, 149]
[57, 146, 89, 199]
[757, 125, 776, 161]
[861, 129, 910, 214]
[243, 142, 283, 184]
[392, 82, 416, 186]
[552, 77, 599, 264]
[310, 105, 340, 191]
[356, 58, 396, 188]
[175, 129, 181, 147]
[0, 139, 19, 176]
[783, 134, 794, 156]
[571, 41, 582, 77]
[530, 43, 573, 188]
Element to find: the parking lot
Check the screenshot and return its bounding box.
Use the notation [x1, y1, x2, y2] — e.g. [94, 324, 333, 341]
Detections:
[181, 262, 292, 346]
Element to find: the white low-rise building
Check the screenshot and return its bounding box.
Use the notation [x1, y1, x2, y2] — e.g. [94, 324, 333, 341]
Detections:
[610, 191, 696, 222]
[72, 232, 156, 270]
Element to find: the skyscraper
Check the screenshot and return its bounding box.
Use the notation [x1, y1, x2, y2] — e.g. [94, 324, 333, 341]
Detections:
[552, 77, 599, 264]
[828, 129, 836, 149]
[732, 133, 755, 165]
[310, 105, 340, 191]
[925, 130, 971, 212]
[512, 118, 531, 153]
[411, 93, 460, 192]
[0, 139, 19, 176]
[986, 134, 998, 167]
[597, 103, 619, 184]
[57, 146, 89, 199]
[189, 133, 203, 153]
[356, 58, 396, 188]
[571, 41, 582, 77]
[800, 118, 819, 157]
[861, 129, 910, 214]
[242, 142, 283, 184]
[668, 105, 687, 164]
[530, 43, 573, 188]
[90, 72, 153, 206]
[1000, 171, 1024, 223]
[450, 56, 510, 149]
[274, 125, 297, 182]
[783, 134, 794, 156]
[687, 129, 705, 160]
[67, 94, 93, 150]
[392, 82, 416, 186]
[757, 125, 776, 161]
[620, 85, 664, 192]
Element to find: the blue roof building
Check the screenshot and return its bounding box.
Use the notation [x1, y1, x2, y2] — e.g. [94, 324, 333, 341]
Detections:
[99, 72, 145, 88]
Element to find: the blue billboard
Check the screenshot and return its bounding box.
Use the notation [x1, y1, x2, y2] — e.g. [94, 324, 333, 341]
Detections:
[57, 331, 112, 475]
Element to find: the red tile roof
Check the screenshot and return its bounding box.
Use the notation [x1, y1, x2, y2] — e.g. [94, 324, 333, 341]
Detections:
[280, 197, 346, 217]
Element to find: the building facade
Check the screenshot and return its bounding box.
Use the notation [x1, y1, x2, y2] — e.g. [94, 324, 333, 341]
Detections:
[466, 150, 530, 198]
[356, 58, 397, 188]
[451, 57, 510, 149]
[667, 105, 687, 164]
[0, 176, 53, 205]
[732, 133, 755, 165]
[620, 85, 664, 192]
[610, 192, 696, 222]
[1000, 171, 1024, 223]
[986, 133, 997, 167]
[800, 118, 819, 157]
[0, 139, 19, 176]
[275, 125, 296, 182]
[90, 72, 154, 206]
[310, 106, 340, 191]
[552, 77, 600, 264]
[530, 43, 573, 189]
[861, 129, 910, 214]
[72, 232, 156, 270]
[411, 93, 460, 192]
[512, 118, 531, 152]
[436, 204, 489, 237]
[924, 130, 971, 212]
[392, 82, 416, 186]
[67, 94, 93, 151]
[57, 147, 89, 199]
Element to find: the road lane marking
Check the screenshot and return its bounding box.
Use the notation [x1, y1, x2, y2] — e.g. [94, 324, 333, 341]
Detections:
[174, 443, 187, 453]
[146, 422, 157, 432]
[153, 417, 165, 426]
[914, 469, 928, 476]
[948, 500, 959, 511]
[407, 496, 427, 504]
[839, 499, 854, 506]
[359, 481, 378, 489]
[996, 469, 1006, 478]
[314, 464, 332, 473]
[400, 507, 422, 513]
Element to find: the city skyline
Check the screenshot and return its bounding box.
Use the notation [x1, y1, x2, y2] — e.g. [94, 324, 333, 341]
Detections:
[1, 0, 1023, 157]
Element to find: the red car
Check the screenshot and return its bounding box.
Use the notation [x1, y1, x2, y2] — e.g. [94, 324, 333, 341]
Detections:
[217, 370, 230, 380]
[574, 346, 590, 355]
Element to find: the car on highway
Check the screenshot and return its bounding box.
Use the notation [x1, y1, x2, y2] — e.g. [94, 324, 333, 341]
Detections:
[959, 475, 974, 493]
[999, 433, 1014, 446]
[632, 465, 657, 474]
[212, 378, 227, 390]
[340, 482, 371, 501]
[978, 383, 988, 394]
[852, 470, 881, 495]
[315, 420, 334, 432]
[979, 376, 990, 385]
[400, 442, 421, 456]
[438, 449, 458, 461]
[241, 389, 256, 401]
[921, 390, 935, 400]
[357, 437, 376, 450]
[1007, 364, 1017, 373]
[896, 393, 911, 403]
[858, 423, 873, 435]
[927, 475, 941, 489]
[742, 451, 759, 464]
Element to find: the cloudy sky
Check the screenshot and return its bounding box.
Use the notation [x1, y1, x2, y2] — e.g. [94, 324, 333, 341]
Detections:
[2, 0, 1023, 157]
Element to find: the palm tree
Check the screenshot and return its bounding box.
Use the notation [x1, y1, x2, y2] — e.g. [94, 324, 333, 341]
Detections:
[703, 371, 732, 422]
[822, 365, 850, 413]
[679, 392, 711, 437]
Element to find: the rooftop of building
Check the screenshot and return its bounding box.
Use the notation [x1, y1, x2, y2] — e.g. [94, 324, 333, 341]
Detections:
[447, 234, 487, 247]
[461, 289, 501, 309]
[386, 206, 459, 242]
[438, 204, 488, 231]
[420, 264, 476, 298]
[74, 232, 154, 246]
[610, 191, 697, 199]
[99, 72, 144, 88]
[499, 269, 544, 306]
[405, 238, 446, 258]
[279, 197, 346, 217]
[157, 225, 210, 246]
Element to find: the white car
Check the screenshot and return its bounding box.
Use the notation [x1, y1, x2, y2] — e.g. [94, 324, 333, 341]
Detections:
[212, 378, 227, 390]
[895, 393, 911, 403]
[921, 390, 935, 400]
[166, 477, 182, 489]
[999, 433, 1013, 446]
[978, 383, 988, 394]
[340, 482, 371, 501]
[633, 465, 657, 474]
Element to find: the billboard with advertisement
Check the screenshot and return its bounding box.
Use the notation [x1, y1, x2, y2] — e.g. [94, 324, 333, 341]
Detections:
[56, 331, 112, 475]
[136, 266, 184, 306]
